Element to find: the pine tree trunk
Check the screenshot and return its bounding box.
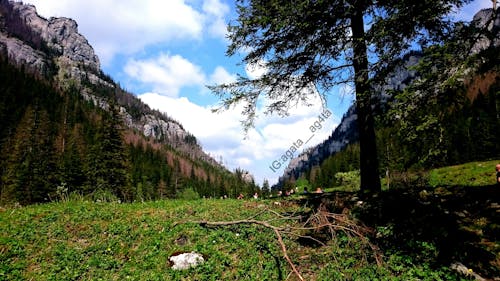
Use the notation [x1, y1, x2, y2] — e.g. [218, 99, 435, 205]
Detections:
[350, 5, 381, 193]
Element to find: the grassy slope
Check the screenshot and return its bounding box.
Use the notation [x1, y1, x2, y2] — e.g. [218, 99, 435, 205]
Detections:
[429, 159, 500, 187]
[1, 160, 499, 280]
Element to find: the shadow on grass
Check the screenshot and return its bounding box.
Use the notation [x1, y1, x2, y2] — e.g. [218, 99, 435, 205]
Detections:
[300, 185, 500, 279]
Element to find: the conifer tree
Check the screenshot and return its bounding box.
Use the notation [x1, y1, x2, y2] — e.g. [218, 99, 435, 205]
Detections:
[211, 0, 472, 193]
[261, 179, 270, 197]
[87, 101, 131, 200]
[2, 105, 57, 203]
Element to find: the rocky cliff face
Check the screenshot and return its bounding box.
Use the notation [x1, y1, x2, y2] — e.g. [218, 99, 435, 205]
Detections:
[470, 8, 500, 52]
[15, 4, 100, 69]
[0, 31, 47, 72]
[0, 0, 99, 78]
[0, 0, 217, 165]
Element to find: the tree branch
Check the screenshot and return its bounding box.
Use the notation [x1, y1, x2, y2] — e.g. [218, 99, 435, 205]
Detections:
[191, 219, 304, 281]
[183, 206, 382, 279]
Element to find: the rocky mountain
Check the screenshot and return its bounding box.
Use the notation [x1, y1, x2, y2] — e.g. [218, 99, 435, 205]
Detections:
[274, 8, 500, 188]
[0, 0, 214, 164]
[470, 8, 500, 52]
[0, 0, 261, 204]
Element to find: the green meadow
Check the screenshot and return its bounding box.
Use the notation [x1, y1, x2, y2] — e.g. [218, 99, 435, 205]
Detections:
[1, 160, 499, 280]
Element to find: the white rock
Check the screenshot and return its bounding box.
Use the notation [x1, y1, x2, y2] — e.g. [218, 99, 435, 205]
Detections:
[169, 252, 204, 270]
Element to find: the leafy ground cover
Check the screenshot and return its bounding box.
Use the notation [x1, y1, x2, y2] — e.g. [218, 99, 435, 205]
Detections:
[0, 199, 489, 280]
[1, 160, 499, 280]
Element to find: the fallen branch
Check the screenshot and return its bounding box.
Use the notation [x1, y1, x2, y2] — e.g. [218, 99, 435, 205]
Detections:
[305, 204, 383, 266]
[193, 219, 304, 281]
[272, 226, 304, 281]
[184, 206, 381, 280]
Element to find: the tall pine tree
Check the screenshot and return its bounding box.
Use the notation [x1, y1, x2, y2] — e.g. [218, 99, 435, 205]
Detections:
[87, 101, 131, 201]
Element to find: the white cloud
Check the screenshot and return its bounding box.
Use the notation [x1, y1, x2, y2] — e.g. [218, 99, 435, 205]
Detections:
[21, 0, 229, 65]
[138, 92, 337, 185]
[202, 0, 230, 39]
[202, 0, 230, 18]
[245, 60, 268, 80]
[138, 93, 241, 139]
[210, 66, 237, 85]
[124, 53, 206, 97]
[125, 54, 235, 97]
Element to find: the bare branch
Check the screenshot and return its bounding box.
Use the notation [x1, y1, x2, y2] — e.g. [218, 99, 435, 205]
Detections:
[181, 205, 383, 279]
[190, 218, 304, 281]
[272, 226, 305, 281]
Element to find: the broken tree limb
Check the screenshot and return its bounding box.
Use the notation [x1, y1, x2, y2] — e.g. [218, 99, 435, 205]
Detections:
[183, 206, 382, 280]
[191, 219, 304, 281]
[272, 226, 305, 281]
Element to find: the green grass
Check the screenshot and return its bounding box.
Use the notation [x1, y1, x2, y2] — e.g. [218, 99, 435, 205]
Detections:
[0, 197, 478, 280]
[428, 159, 500, 187]
[3, 160, 498, 280]
[0, 200, 289, 281]
[325, 159, 500, 193]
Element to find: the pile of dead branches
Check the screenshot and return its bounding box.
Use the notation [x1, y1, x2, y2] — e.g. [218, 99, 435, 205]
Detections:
[182, 203, 381, 281]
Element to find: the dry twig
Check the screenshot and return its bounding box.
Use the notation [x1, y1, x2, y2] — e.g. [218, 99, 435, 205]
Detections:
[184, 205, 381, 280]
[304, 204, 382, 266]
[193, 219, 304, 281]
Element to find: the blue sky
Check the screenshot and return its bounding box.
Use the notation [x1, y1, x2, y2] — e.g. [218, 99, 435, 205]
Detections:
[21, 0, 491, 185]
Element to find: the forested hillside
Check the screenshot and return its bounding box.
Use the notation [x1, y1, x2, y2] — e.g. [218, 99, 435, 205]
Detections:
[0, 1, 258, 204]
[276, 8, 500, 190]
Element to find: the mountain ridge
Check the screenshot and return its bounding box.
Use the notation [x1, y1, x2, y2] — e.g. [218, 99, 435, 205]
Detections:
[0, 0, 217, 166]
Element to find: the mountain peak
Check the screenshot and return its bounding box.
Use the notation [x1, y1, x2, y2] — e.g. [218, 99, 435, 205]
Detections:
[6, 0, 100, 70]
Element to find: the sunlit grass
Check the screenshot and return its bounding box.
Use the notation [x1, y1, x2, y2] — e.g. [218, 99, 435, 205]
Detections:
[0, 200, 302, 280]
[2, 178, 491, 280]
[428, 159, 500, 187]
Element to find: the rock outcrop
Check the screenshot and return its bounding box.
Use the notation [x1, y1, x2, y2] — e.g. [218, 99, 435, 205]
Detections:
[3, 1, 99, 69]
[0, 32, 48, 72]
[470, 8, 500, 52]
[0, 0, 218, 166]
